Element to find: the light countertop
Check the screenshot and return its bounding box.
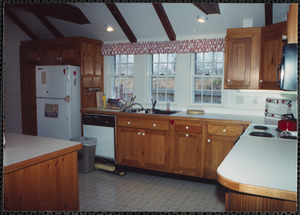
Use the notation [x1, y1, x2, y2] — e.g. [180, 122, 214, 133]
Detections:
[4, 133, 82, 172]
[217, 135, 297, 200]
[82, 107, 279, 125]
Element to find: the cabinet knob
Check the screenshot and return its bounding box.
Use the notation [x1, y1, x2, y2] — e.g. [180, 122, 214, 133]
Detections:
[207, 139, 211, 143]
[142, 133, 145, 136]
[138, 132, 141, 135]
[153, 124, 156, 127]
[128, 121, 131, 125]
[186, 126, 189, 130]
[227, 79, 231, 82]
[223, 129, 226, 133]
[260, 80, 263, 83]
[186, 134, 189, 137]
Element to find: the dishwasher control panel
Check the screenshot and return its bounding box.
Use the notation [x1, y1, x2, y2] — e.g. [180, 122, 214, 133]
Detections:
[82, 113, 115, 127]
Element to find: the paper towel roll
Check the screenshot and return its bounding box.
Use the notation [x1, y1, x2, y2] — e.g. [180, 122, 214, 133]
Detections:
[96, 91, 103, 107]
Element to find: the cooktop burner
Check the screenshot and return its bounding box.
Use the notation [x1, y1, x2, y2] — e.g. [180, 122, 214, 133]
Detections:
[280, 136, 297, 140]
[253, 125, 268, 130]
[249, 131, 274, 138]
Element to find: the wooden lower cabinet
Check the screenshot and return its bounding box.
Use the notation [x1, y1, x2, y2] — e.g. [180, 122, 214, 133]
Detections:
[116, 123, 170, 171]
[174, 132, 202, 176]
[116, 116, 248, 179]
[204, 122, 245, 179]
[204, 135, 235, 179]
[174, 120, 202, 177]
[225, 190, 296, 212]
[4, 151, 79, 211]
[117, 127, 143, 166]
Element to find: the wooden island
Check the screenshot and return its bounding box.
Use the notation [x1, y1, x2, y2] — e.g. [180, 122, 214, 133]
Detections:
[3, 133, 82, 211]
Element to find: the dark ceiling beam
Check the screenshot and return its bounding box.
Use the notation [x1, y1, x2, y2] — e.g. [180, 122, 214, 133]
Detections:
[265, 3, 273, 25]
[153, 3, 176, 41]
[106, 3, 137, 43]
[5, 7, 38, 40]
[33, 12, 64, 38]
[5, 3, 90, 24]
[193, 3, 220, 15]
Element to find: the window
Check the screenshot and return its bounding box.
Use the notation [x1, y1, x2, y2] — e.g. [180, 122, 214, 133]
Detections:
[150, 53, 176, 102]
[113, 55, 134, 100]
[193, 52, 224, 104]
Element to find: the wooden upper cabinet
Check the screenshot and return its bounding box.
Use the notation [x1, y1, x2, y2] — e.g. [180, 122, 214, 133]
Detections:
[81, 42, 103, 89]
[224, 28, 261, 89]
[42, 43, 80, 65]
[287, 3, 298, 44]
[260, 22, 287, 90]
[225, 37, 252, 87]
[20, 46, 41, 65]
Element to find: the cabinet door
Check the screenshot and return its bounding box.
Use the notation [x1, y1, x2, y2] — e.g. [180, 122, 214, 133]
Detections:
[287, 3, 298, 44]
[81, 43, 103, 89]
[204, 136, 235, 179]
[20, 46, 41, 65]
[60, 44, 80, 65]
[116, 127, 143, 167]
[174, 132, 202, 176]
[143, 129, 169, 171]
[42, 44, 80, 65]
[260, 22, 286, 90]
[20, 66, 37, 135]
[225, 37, 252, 87]
[42, 46, 61, 64]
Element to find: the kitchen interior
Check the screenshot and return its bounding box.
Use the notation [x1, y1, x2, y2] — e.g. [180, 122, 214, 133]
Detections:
[2, 2, 298, 212]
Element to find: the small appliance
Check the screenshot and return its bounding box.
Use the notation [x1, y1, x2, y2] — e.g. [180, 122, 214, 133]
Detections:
[278, 114, 297, 131]
[277, 43, 297, 91]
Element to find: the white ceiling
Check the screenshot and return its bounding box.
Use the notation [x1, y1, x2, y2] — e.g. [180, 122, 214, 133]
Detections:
[5, 3, 290, 44]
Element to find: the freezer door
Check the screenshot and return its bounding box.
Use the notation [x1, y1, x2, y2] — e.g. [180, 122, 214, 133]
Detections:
[36, 65, 71, 98]
[36, 98, 73, 140]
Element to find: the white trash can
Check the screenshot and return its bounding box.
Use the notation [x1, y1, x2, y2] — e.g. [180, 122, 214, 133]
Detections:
[70, 137, 97, 173]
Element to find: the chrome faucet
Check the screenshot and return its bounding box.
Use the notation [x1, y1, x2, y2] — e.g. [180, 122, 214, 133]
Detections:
[151, 99, 157, 110]
[122, 103, 145, 112]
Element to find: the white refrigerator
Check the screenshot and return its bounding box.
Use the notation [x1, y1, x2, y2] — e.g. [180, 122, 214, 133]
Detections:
[36, 65, 81, 140]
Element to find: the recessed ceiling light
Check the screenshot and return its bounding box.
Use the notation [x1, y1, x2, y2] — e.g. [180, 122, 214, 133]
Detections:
[197, 15, 208, 23]
[105, 25, 114, 32]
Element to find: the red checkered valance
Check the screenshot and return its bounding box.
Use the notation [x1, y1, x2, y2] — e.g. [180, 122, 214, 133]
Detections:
[101, 38, 225, 55]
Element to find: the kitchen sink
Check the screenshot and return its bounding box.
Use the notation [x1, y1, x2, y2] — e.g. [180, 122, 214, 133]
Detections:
[122, 108, 144, 113]
[145, 109, 179, 115]
[123, 108, 179, 115]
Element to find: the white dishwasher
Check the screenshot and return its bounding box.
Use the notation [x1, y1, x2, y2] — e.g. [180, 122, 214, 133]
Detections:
[82, 113, 116, 162]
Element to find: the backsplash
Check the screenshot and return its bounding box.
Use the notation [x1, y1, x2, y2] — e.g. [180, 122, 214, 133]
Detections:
[221, 90, 297, 117]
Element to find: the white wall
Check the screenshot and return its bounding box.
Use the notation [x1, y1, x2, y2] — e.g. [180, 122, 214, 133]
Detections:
[4, 16, 30, 133]
[104, 53, 298, 118]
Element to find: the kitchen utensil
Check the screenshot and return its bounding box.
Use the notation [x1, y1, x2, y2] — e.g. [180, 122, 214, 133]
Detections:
[278, 113, 297, 131]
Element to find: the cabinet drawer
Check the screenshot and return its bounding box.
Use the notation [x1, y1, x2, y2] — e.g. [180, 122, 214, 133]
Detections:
[175, 121, 202, 133]
[207, 124, 243, 136]
[118, 117, 169, 131]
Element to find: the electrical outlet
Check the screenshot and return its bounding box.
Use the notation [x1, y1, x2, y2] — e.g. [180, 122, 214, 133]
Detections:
[236, 96, 244, 104]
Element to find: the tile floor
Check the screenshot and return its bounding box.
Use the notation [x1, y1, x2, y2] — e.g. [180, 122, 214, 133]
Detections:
[78, 169, 226, 212]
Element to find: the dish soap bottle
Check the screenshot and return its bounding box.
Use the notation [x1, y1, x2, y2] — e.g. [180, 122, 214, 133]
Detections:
[103, 94, 107, 108]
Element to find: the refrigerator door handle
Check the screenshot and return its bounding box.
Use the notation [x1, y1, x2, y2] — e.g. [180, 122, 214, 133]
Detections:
[36, 97, 66, 100]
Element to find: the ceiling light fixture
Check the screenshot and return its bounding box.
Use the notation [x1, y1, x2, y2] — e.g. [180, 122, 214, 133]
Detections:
[197, 15, 208, 23]
[105, 25, 114, 32]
